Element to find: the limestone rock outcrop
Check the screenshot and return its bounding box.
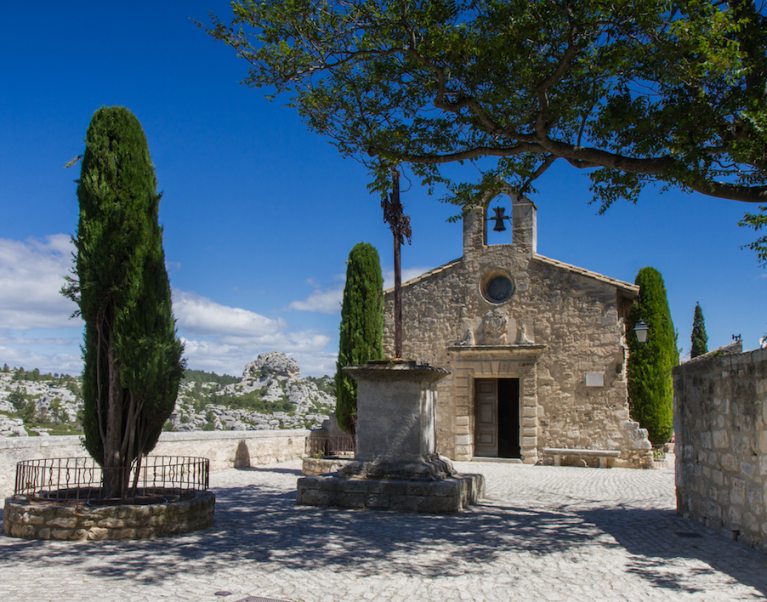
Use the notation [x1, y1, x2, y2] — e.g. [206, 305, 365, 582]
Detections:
[0, 353, 335, 437]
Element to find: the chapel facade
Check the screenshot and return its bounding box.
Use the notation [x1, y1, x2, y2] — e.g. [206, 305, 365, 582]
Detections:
[383, 193, 653, 468]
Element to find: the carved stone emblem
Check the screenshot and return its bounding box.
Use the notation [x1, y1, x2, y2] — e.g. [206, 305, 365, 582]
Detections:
[481, 309, 508, 344]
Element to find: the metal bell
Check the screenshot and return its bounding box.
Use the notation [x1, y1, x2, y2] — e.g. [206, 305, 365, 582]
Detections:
[491, 206, 508, 232]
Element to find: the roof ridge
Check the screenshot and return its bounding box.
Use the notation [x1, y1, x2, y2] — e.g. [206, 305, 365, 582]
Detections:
[533, 254, 638, 293]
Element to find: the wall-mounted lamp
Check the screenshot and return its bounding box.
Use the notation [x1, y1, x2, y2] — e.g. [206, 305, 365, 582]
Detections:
[633, 320, 649, 343]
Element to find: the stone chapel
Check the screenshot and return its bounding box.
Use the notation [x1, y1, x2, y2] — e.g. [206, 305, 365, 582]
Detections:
[383, 193, 653, 468]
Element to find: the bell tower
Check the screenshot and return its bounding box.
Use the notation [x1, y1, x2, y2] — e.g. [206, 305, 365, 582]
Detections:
[462, 193, 537, 258]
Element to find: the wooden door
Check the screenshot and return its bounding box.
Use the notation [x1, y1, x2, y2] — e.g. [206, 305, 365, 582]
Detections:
[474, 379, 498, 457]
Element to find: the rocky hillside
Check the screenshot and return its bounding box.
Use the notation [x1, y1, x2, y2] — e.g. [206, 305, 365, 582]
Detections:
[172, 352, 335, 431]
[0, 352, 335, 437]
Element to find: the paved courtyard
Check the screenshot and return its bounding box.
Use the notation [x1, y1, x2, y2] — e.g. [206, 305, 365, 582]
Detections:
[1, 460, 765, 601]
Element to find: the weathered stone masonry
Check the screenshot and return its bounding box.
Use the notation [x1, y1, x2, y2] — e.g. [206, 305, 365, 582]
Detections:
[384, 195, 652, 467]
[3, 490, 215, 541]
[674, 344, 767, 552]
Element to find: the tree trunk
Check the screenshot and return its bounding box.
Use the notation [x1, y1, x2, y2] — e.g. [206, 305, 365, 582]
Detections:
[391, 169, 403, 358]
[103, 343, 128, 498]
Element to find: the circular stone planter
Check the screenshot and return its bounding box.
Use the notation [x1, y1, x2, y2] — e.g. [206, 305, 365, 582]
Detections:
[3, 490, 215, 541]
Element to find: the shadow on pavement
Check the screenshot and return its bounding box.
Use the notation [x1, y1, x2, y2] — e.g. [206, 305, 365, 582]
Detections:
[577, 506, 767, 596]
[0, 483, 602, 585]
[1, 479, 765, 597]
[235, 466, 304, 476]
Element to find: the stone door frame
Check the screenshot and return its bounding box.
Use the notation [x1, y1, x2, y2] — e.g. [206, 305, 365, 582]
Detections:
[448, 345, 545, 463]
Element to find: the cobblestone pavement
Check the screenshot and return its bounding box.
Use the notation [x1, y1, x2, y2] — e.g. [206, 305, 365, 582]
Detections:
[1, 460, 766, 601]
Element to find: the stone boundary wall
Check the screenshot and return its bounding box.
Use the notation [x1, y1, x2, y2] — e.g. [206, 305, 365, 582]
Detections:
[0, 429, 308, 505]
[674, 345, 767, 551]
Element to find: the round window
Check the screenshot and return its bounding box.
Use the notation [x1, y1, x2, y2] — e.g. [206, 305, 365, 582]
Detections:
[484, 274, 514, 303]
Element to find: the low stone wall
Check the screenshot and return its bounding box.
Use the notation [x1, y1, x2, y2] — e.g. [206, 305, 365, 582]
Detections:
[0, 429, 308, 505]
[3, 490, 215, 541]
[674, 345, 767, 551]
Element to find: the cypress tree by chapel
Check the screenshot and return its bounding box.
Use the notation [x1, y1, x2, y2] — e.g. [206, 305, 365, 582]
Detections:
[690, 302, 709, 358]
[335, 242, 384, 436]
[65, 107, 184, 498]
[627, 267, 678, 446]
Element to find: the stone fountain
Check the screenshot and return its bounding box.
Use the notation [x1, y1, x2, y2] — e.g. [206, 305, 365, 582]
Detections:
[296, 360, 484, 512]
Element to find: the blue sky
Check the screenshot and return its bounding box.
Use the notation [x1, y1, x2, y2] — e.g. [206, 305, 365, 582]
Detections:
[0, 2, 764, 377]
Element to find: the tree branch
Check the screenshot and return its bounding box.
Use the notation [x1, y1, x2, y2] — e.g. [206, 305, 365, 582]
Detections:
[535, 34, 582, 137]
[369, 142, 543, 164]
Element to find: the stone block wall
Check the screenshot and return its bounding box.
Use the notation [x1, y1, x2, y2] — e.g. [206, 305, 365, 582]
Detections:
[0, 429, 308, 505]
[674, 346, 767, 551]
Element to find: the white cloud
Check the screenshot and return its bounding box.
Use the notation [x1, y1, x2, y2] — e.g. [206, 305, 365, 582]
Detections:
[0, 235, 338, 377]
[173, 291, 333, 375]
[289, 287, 343, 314]
[181, 331, 332, 377]
[0, 235, 80, 329]
[174, 290, 284, 337]
[383, 266, 432, 289]
[289, 266, 432, 314]
[0, 336, 82, 375]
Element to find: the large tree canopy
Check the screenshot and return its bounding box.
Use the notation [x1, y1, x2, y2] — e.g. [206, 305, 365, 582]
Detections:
[210, 0, 767, 213]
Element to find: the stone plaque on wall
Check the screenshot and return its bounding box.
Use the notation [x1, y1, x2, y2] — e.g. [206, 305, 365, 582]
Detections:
[584, 372, 605, 387]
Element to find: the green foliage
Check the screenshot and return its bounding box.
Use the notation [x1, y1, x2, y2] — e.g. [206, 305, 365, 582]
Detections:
[203, 409, 217, 431]
[183, 368, 240, 386]
[690, 302, 709, 358]
[211, 390, 294, 413]
[627, 267, 678, 445]
[7, 388, 40, 424]
[305, 375, 336, 397]
[5, 366, 80, 387]
[335, 242, 384, 434]
[64, 379, 82, 398]
[64, 107, 184, 494]
[28, 422, 83, 436]
[7, 388, 28, 412]
[740, 206, 767, 266]
[210, 1, 767, 254]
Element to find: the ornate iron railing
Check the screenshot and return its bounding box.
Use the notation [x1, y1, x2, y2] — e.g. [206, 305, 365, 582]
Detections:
[13, 456, 210, 502]
[305, 434, 355, 457]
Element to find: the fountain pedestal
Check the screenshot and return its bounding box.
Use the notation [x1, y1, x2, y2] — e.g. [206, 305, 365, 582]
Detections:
[297, 361, 484, 513]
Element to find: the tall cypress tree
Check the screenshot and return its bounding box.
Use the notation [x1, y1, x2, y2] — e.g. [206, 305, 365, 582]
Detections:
[690, 302, 709, 358]
[627, 267, 678, 446]
[335, 243, 384, 436]
[65, 107, 184, 498]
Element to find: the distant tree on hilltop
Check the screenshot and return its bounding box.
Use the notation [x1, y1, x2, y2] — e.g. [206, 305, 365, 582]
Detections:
[690, 302, 709, 358]
[335, 243, 384, 436]
[183, 369, 240, 386]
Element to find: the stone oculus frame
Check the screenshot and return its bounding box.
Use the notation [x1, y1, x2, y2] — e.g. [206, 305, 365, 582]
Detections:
[383, 190, 653, 468]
